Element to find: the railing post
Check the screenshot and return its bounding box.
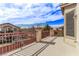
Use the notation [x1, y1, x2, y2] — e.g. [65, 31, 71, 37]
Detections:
[35, 28, 42, 42]
[50, 28, 54, 37]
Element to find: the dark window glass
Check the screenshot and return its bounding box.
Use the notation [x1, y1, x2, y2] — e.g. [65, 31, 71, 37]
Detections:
[66, 10, 75, 37]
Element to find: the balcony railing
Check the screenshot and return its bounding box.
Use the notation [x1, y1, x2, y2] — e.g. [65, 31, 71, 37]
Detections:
[0, 32, 25, 36]
[0, 31, 36, 55]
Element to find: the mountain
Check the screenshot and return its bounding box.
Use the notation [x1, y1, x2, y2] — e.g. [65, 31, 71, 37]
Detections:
[16, 23, 47, 28]
[16, 19, 64, 28]
[16, 24, 33, 28]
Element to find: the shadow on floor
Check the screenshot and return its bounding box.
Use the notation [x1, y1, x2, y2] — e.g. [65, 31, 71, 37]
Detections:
[39, 41, 56, 45]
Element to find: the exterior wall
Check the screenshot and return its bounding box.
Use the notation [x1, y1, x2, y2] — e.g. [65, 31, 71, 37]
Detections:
[76, 4, 79, 45]
[63, 4, 77, 47]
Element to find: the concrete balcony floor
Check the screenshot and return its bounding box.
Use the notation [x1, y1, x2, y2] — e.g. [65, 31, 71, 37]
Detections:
[2, 36, 79, 56]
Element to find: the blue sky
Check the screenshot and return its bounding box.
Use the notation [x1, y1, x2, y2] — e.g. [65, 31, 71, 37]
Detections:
[0, 3, 64, 27]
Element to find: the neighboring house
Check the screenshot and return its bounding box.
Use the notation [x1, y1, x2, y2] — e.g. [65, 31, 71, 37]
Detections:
[0, 23, 37, 55]
[0, 23, 26, 44]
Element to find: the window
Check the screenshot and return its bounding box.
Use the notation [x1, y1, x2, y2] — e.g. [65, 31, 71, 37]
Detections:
[14, 28, 17, 32]
[66, 10, 75, 37]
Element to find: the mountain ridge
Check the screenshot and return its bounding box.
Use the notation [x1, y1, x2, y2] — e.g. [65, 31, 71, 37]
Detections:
[16, 19, 64, 28]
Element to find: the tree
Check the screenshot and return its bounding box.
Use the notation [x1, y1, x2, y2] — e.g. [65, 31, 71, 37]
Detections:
[44, 24, 50, 30]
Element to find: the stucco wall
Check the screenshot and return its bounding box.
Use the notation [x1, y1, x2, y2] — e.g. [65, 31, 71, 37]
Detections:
[63, 4, 77, 47]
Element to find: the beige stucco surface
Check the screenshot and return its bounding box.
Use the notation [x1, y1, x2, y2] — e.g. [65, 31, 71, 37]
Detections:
[39, 37, 79, 56]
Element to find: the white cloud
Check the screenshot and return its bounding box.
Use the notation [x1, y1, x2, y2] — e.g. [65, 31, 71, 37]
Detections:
[0, 3, 64, 25]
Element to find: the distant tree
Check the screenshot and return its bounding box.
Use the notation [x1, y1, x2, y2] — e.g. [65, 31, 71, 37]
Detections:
[44, 24, 50, 30]
[62, 26, 64, 31]
[57, 28, 58, 30]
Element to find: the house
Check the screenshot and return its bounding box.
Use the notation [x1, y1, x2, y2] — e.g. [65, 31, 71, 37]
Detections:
[0, 23, 26, 45]
[0, 23, 37, 55]
[61, 3, 79, 47]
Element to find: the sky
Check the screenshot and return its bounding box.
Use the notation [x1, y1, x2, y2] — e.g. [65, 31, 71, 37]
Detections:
[0, 3, 64, 27]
